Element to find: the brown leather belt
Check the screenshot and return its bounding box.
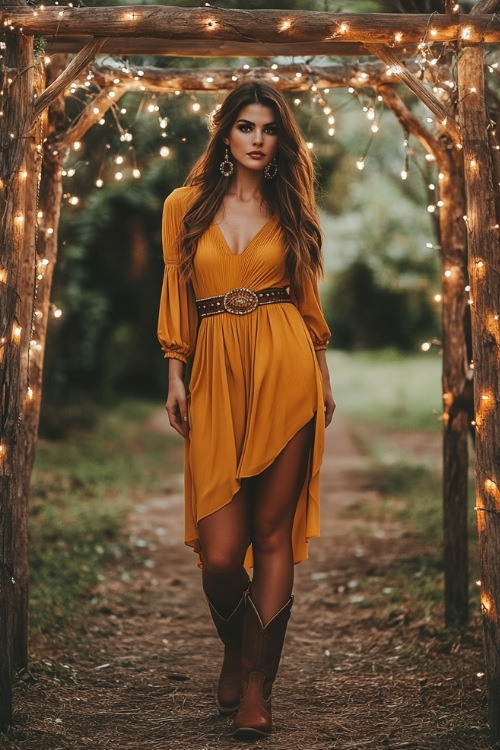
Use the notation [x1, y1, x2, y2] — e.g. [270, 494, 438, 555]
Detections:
[196, 286, 290, 318]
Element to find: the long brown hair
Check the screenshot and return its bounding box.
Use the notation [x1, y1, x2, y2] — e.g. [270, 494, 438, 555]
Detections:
[179, 81, 323, 290]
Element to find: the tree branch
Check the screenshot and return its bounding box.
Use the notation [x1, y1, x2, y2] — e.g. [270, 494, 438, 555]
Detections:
[365, 44, 461, 144]
[470, 0, 500, 15]
[33, 37, 107, 122]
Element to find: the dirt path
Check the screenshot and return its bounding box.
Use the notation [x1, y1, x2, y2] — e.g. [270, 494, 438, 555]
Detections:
[3, 415, 492, 750]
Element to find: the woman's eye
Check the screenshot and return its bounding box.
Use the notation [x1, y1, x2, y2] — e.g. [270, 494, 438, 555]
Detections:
[264, 127, 277, 135]
[237, 124, 252, 132]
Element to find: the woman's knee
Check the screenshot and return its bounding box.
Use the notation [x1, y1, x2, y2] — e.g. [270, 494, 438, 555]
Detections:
[201, 543, 246, 576]
[251, 525, 291, 557]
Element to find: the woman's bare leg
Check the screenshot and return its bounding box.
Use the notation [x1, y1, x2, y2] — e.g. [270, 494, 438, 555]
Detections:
[249, 419, 314, 624]
[197, 485, 251, 615]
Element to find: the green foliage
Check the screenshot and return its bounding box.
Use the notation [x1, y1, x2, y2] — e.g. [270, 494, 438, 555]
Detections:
[325, 258, 439, 350]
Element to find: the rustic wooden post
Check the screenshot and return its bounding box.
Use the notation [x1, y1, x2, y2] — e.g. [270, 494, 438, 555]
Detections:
[13, 61, 44, 672]
[438, 148, 470, 628]
[17, 55, 70, 511]
[376, 61, 469, 627]
[434, 5, 471, 627]
[0, 18, 35, 731]
[457, 43, 500, 744]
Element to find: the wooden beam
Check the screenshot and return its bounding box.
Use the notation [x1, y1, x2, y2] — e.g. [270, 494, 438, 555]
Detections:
[365, 45, 461, 144]
[33, 37, 107, 122]
[2, 8, 500, 44]
[45, 38, 374, 58]
[457, 43, 500, 744]
[86, 61, 421, 95]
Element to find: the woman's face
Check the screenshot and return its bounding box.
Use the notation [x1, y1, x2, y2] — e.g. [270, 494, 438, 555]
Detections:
[224, 103, 278, 175]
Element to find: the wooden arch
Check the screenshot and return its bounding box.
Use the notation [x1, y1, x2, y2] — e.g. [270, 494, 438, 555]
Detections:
[1, 0, 500, 741]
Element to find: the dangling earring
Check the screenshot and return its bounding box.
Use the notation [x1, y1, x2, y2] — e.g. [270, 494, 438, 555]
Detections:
[264, 159, 278, 180]
[220, 147, 234, 177]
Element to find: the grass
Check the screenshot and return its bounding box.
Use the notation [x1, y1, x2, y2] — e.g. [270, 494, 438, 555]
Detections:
[29, 399, 182, 635]
[327, 348, 442, 430]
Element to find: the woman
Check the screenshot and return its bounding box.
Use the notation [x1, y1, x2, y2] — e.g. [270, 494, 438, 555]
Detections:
[158, 81, 335, 740]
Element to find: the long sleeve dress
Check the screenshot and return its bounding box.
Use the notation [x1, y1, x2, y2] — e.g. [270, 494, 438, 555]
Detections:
[158, 186, 331, 570]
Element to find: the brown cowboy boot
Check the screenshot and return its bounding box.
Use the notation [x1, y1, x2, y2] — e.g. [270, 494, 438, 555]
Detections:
[206, 582, 249, 715]
[233, 594, 293, 740]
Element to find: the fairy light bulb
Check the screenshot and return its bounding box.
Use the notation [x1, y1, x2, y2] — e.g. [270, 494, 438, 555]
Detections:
[160, 146, 170, 158]
[356, 159, 365, 171]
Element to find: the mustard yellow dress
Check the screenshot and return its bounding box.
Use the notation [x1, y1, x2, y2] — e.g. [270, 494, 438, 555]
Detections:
[158, 186, 330, 569]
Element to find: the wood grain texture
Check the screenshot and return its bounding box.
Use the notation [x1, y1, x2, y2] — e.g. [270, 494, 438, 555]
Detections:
[457, 43, 500, 744]
[1, 8, 500, 44]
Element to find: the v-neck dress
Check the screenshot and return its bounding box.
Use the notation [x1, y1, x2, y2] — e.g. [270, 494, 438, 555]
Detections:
[158, 186, 331, 569]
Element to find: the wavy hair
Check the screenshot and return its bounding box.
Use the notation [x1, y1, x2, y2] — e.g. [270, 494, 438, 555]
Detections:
[179, 81, 323, 291]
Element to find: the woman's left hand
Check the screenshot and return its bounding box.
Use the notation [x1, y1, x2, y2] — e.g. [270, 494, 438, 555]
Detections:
[315, 349, 336, 427]
[323, 385, 336, 427]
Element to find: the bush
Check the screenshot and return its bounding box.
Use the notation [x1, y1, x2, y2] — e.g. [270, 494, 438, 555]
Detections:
[324, 259, 439, 351]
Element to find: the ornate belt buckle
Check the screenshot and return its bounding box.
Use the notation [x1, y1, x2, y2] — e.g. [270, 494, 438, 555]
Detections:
[223, 287, 259, 315]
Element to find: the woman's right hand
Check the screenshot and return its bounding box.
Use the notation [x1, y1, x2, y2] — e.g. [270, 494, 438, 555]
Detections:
[166, 361, 189, 438]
